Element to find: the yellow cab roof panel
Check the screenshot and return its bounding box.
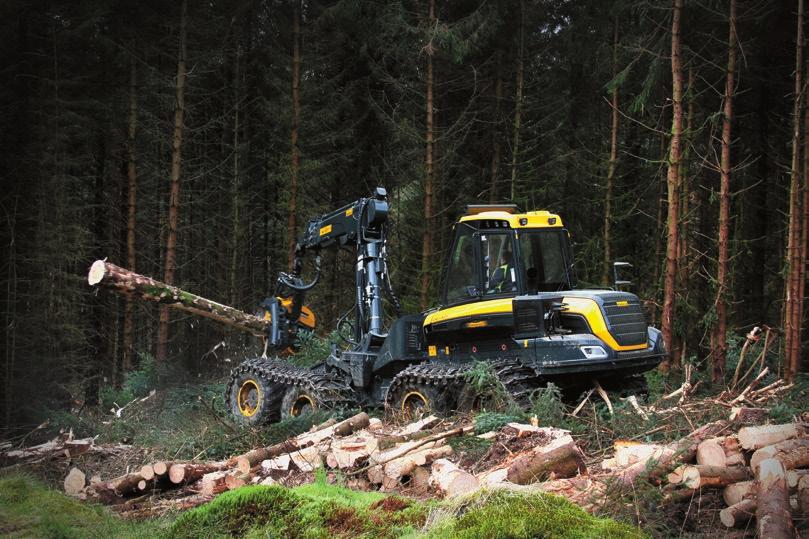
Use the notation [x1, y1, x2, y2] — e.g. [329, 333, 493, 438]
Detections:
[459, 210, 564, 229]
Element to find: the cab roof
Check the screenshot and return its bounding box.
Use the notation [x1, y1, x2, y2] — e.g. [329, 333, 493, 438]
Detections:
[459, 209, 564, 229]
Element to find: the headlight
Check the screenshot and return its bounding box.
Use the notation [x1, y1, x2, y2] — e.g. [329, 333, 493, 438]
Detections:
[580, 345, 608, 359]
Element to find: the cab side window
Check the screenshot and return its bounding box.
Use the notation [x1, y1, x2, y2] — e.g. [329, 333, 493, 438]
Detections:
[483, 233, 516, 295]
[445, 229, 478, 303]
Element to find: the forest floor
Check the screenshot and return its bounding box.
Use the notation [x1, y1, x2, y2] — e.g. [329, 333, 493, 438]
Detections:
[1, 355, 808, 538]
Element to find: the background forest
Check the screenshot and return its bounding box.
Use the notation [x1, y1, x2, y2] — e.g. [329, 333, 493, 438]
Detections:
[0, 0, 805, 432]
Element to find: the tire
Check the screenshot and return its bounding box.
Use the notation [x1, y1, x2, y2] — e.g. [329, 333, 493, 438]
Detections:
[388, 383, 454, 420]
[228, 370, 283, 426]
[281, 385, 320, 420]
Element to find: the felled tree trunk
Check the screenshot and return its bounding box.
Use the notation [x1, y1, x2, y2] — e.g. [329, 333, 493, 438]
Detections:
[235, 412, 369, 474]
[720, 499, 756, 528]
[750, 438, 809, 472]
[756, 458, 794, 539]
[737, 422, 806, 451]
[506, 441, 586, 485]
[680, 465, 751, 489]
[88, 260, 269, 336]
[723, 480, 755, 506]
[430, 458, 479, 498]
[169, 462, 227, 485]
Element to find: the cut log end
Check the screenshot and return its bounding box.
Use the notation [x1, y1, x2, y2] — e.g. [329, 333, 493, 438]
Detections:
[64, 467, 86, 496]
[87, 260, 107, 286]
[720, 499, 756, 528]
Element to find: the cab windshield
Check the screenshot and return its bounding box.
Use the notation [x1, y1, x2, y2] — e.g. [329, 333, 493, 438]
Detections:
[518, 230, 573, 292]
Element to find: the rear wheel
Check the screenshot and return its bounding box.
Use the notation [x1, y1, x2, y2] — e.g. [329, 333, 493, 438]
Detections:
[281, 386, 319, 419]
[227, 370, 283, 425]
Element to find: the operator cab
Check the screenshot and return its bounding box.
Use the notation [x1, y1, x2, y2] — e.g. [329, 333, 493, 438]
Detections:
[441, 206, 576, 307]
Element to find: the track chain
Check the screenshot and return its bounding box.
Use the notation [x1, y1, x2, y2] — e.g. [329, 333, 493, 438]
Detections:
[384, 358, 543, 411]
[489, 357, 544, 408]
[225, 357, 356, 411]
[384, 362, 469, 409]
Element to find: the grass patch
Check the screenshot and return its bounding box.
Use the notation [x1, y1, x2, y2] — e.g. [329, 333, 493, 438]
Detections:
[0, 473, 169, 538]
[425, 489, 646, 539]
[167, 474, 428, 539]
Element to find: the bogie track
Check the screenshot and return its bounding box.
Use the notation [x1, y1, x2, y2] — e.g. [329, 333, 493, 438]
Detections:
[226, 358, 355, 424]
[385, 358, 545, 416]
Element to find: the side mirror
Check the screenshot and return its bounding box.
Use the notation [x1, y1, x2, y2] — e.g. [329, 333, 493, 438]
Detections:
[613, 261, 633, 290]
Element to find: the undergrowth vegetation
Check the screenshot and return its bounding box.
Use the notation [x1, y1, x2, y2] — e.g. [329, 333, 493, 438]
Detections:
[0, 474, 168, 538]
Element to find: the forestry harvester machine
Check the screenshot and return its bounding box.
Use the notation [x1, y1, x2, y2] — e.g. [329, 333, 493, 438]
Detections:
[88, 187, 665, 424]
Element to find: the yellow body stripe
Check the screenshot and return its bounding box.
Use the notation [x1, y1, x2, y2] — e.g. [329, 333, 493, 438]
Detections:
[424, 297, 646, 352]
[423, 298, 513, 326]
[319, 224, 333, 236]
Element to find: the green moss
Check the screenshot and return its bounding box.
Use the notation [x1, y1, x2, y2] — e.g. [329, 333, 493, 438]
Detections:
[0, 474, 168, 539]
[425, 490, 645, 539]
[167, 482, 428, 539]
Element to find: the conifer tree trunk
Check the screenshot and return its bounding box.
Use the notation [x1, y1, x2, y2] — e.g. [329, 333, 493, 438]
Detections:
[603, 18, 619, 285]
[674, 67, 695, 370]
[784, 0, 804, 382]
[157, 0, 188, 364]
[489, 59, 503, 203]
[123, 54, 138, 373]
[509, 0, 525, 202]
[712, 0, 736, 382]
[287, 0, 302, 271]
[661, 0, 684, 371]
[420, 0, 436, 310]
[229, 45, 241, 306]
[799, 104, 809, 375]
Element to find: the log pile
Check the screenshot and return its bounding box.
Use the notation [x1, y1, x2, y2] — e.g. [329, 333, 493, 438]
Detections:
[635, 421, 808, 537]
[11, 391, 806, 532]
[50, 412, 594, 515]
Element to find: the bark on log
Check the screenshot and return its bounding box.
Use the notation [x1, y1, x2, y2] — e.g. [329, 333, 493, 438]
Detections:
[737, 422, 807, 451]
[368, 426, 472, 468]
[382, 445, 452, 490]
[236, 412, 369, 473]
[788, 468, 809, 488]
[729, 406, 767, 423]
[750, 438, 809, 472]
[200, 470, 236, 496]
[394, 415, 440, 435]
[798, 473, 809, 514]
[506, 441, 586, 485]
[756, 458, 794, 539]
[680, 465, 751, 489]
[377, 429, 437, 450]
[723, 480, 755, 506]
[110, 471, 147, 496]
[88, 260, 270, 336]
[169, 462, 226, 485]
[644, 420, 732, 483]
[64, 467, 86, 497]
[720, 498, 756, 528]
[430, 458, 479, 498]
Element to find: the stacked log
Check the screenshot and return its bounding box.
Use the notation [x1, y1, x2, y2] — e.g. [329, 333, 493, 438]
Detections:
[649, 421, 808, 532]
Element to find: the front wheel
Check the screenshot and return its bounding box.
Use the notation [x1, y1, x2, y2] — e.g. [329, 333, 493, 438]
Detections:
[388, 383, 454, 421]
[227, 370, 283, 426]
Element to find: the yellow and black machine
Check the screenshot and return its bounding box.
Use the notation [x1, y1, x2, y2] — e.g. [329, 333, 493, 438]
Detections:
[227, 188, 665, 423]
